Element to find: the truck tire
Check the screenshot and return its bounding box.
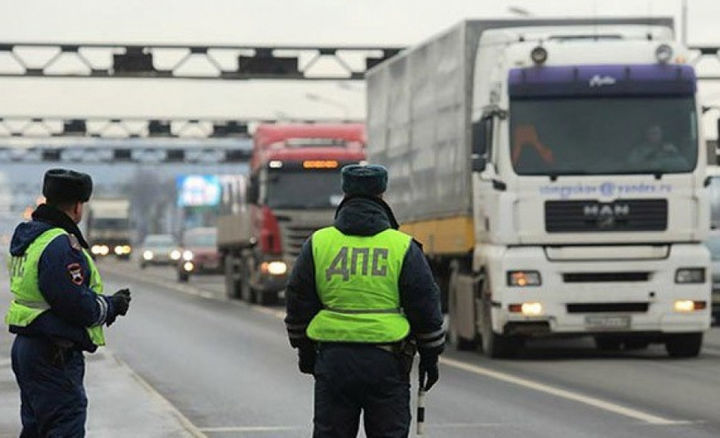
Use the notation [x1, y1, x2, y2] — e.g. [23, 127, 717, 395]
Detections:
[224, 255, 240, 299]
[240, 258, 253, 303]
[448, 266, 477, 351]
[623, 337, 651, 350]
[256, 291, 279, 306]
[178, 271, 189, 283]
[479, 281, 521, 358]
[665, 333, 703, 358]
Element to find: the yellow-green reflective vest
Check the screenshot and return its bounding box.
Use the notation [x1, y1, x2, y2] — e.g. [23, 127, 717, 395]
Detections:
[307, 226, 412, 343]
[5, 227, 106, 347]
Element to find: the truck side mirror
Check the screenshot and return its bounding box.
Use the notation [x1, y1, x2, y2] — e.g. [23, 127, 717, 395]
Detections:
[247, 183, 259, 204]
[472, 117, 491, 172]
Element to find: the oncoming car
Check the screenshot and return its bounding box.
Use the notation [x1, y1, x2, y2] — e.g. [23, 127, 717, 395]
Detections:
[139, 234, 181, 268]
[177, 227, 221, 282]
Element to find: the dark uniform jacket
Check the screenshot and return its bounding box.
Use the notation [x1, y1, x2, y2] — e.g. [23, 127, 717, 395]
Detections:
[8, 204, 117, 352]
[285, 196, 445, 359]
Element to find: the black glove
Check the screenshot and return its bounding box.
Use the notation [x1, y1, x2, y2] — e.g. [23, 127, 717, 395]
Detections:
[418, 352, 439, 391]
[298, 347, 316, 375]
[109, 288, 131, 318]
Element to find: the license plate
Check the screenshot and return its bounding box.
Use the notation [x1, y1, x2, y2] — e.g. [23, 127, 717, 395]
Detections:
[585, 315, 631, 331]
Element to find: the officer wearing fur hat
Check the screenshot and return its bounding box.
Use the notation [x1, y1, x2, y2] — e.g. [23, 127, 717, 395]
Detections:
[6, 169, 131, 437]
[285, 164, 444, 437]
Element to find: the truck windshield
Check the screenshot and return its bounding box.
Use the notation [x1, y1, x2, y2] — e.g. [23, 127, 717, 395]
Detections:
[266, 170, 344, 209]
[509, 96, 697, 176]
[92, 218, 128, 229]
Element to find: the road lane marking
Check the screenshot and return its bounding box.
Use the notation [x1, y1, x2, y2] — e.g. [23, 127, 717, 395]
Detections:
[0, 358, 11, 368]
[109, 352, 208, 438]
[200, 426, 306, 433]
[439, 356, 685, 425]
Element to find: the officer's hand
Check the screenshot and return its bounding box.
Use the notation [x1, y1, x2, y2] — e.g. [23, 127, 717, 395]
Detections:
[298, 347, 316, 375]
[111, 288, 131, 316]
[419, 353, 439, 391]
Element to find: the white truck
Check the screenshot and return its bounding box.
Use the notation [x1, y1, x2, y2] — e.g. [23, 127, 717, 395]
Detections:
[87, 198, 133, 259]
[367, 18, 712, 358]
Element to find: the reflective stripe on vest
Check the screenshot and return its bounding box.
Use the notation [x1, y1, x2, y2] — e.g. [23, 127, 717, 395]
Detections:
[306, 226, 412, 343]
[5, 227, 106, 347]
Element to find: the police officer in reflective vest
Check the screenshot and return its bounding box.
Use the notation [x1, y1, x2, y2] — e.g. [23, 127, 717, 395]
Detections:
[285, 164, 444, 437]
[6, 169, 131, 437]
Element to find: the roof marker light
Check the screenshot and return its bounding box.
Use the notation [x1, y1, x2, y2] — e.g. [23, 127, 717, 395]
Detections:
[530, 46, 548, 65]
[655, 44, 673, 64]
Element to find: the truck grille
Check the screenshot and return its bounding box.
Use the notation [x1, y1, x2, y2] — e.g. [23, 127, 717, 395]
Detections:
[567, 302, 649, 313]
[545, 199, 667, 233]
[563, 272, 650, 283]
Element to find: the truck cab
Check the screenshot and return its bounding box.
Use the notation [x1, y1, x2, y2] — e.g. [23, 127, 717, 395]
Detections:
[221, 124, 366, 304]
[463, 24, 710, 357]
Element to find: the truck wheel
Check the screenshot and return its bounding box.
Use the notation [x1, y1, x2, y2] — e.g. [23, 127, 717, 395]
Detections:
[448, 267, 477, 351]
[595, 336, 623, 351]
[178, 271, 189, 283]
[240, 258, 253, 303]
[224, 256, 240, 299]
[257, 291, 279, 306]
[665, 333, 703, 358]
[479, 295, 521, 358]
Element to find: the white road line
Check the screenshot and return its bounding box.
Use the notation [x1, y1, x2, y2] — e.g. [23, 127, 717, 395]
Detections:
[200, 426, 305, 433]
[0, 358, 11, 368]
[109, 352, 208, 438]
[439, 356, 684, 425]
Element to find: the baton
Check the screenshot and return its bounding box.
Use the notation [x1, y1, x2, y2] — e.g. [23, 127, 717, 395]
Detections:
[416, 375, 426, 435]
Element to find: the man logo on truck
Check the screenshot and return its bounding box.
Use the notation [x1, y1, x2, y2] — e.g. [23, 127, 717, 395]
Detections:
[589, 74, 617, 87]
[583, 203, 631, 228]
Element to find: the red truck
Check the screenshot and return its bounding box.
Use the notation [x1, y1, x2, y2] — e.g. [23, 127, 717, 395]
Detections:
[218, 123, 366, 304]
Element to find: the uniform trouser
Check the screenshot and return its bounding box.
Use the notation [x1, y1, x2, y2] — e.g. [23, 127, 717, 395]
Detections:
[11, 335, 87, 438]
[313, 344, 410, 438]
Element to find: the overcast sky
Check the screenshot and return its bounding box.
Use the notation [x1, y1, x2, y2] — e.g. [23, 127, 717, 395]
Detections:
[0, 0, 717, 136]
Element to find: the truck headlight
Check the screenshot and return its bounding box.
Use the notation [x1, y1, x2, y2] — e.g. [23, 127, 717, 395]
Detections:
[507, 270, 541, 287]
[170, 250, 181, 260]
[183, 261, 194, 272]
[182, 250, 194, 261]
[509, 302, 543, 316]
[143, 250, 154, 260]
[674, 300, 707, 312]
[675, 268, 705, 284]
[261, 261, 288, 276]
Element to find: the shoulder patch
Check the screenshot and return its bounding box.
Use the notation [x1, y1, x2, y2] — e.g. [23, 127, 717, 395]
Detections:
[67, 262, 84, 285]
[67, 234, 82, 251]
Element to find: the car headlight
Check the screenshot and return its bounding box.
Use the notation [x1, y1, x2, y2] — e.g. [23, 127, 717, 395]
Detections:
[170, 250, 181, 260]
[182, 250, 194, 261]
[675, 268, 705, 284]
[143, 250, 154, 260]
[265, 261, 288, 276]
[507, 270, 542, 287]
[183, 261, 194, 272]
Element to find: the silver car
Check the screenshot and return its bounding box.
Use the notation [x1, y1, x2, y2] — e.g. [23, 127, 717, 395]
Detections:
[139, 234, 181, 268]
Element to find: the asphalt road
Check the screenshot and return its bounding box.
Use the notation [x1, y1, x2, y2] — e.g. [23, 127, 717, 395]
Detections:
[97, 260, 720, 437]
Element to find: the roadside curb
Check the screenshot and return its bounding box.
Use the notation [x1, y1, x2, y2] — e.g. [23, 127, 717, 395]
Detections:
[108, 351, 208, 438]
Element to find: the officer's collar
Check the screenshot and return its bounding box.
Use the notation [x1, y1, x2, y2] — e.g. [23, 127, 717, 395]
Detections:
[334, 195, 400, 230]
[32, 204, 90, 249]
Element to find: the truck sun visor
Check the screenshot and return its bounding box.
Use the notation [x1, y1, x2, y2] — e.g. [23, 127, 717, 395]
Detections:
[509, 64, 696, 98]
